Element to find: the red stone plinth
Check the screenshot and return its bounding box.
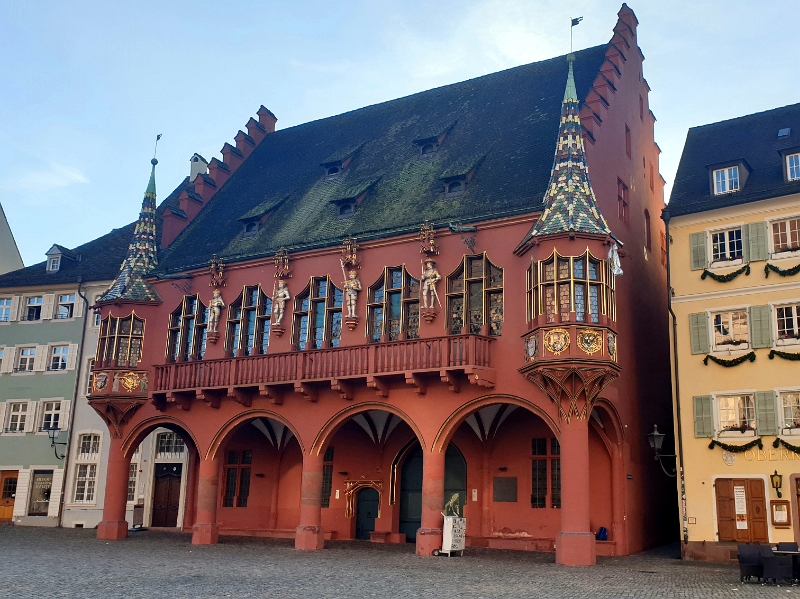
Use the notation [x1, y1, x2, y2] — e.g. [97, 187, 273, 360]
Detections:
[271, 325, 286, 338]
[344, 316, 359, 331]
[295, 525, 325, 550]
[97, 520, 128, 540]
[556, 531, 596, 566]
[207, 331, 220, 344]
[420, 307, 438, 324]
[192, 523, 220, 545]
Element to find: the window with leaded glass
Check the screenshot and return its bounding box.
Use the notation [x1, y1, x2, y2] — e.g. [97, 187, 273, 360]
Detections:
[530, 437, 560, 509]
[446, 254, 503, 336]
[717, 394, 755, 433]
[167, 295, 208, 361]
[293, 277, 342, 350]
[155, 432, 185, 457]
[97, 314, 145, 368]
[772, 217, 800, 255]
[226, 285, 272, 358]
[711, 310, 749, 349]
[711, 227, 743, 262]
[367, 266, 420, 342]
[223, 449, 252, 508]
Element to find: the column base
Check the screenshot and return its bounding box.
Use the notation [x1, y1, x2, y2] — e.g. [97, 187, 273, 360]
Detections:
[556, 531, 596, 566]
[295, 525, 324, 550]
[415, 527, 443, 556]
[192, 523, 219, 545]
[97, 520, 128, 540]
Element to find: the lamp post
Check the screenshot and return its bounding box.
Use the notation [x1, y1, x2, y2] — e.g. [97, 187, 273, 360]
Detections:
[770, 470, 783, 498]
[646, 424, 676, 478]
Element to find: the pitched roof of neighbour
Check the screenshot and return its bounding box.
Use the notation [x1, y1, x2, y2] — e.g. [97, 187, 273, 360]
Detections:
[156, 45, 610, 275]
[669, 102, 800, 217]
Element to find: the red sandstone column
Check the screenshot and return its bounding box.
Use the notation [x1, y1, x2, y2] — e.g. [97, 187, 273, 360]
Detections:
[97, 437, 131, 540]
[611, 443, 628, 555]
[556, 417, 596, 566]
[192, 454, 220, 545]
[182, 445, 199, 531]
[295, 452, 325, 550]
[416, 448, 445, 556]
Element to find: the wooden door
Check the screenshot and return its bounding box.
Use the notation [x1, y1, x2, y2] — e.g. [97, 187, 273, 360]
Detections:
[715, 478, 768, 543]
[355, 487, 379, 540]
[151, 464, 182, 527]
[399, 446, 423, 541]
[0, 471, 18, 522]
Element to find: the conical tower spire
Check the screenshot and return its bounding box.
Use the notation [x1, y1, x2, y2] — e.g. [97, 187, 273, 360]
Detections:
[516, 54, 616, 252]
[98, 158, 162, 303]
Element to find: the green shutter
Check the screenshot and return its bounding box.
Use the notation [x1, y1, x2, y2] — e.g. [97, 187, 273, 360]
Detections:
[749, 305, 772, 349]
[690, 232, 708, 270]
[755, 391, 778, 436]
[689, 312, 710, 354]
[693, 395, 714, 438]
[747, 222, 769, 262]
[742, 225, 750, 263]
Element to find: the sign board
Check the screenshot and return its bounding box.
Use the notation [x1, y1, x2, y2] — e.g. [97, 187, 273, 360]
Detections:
[734, 485, 748, 530]
[442, 516, 466, 554]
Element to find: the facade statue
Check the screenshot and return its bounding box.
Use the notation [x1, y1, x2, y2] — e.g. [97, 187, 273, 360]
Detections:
[207, 289, 225, 333]
[421, 258, 442, 309]
[609, 243, 623, 277]
[342, 269, 362, 318]
[443, 493, 460, 517]
[273, 279, 291, 326]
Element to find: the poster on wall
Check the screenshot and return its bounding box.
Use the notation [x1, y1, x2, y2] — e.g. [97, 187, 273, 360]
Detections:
[734, 485, 748, 530]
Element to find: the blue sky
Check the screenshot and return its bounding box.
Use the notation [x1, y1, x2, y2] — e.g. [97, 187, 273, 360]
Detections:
[1, 0, 797, 266]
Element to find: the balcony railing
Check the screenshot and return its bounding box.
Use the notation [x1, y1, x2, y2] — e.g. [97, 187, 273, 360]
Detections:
[153, 334, 494, 394]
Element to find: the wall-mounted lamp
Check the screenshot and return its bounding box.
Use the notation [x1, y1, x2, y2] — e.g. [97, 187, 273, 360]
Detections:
[771, 470, 783, 498]
[646, 424, 676, 478]
[45, 426, 67, 460]
[498, 466, 508, 472]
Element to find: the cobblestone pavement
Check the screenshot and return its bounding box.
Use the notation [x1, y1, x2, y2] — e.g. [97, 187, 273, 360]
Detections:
[2, 526, 800, 599]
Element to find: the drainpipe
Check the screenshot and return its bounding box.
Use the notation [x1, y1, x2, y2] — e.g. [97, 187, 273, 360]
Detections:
[661, 208, 689, 548]
[58, 276, 90, 527]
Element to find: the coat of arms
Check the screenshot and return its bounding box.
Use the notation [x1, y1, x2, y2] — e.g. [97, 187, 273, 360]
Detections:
[524, 334, 538, 362]
[577, 329, 603, 355]
[607, 333, 617, 361]
[120, 372, 142, 393]
[93, 372, 109, 392]
[543, 328, 570, 355]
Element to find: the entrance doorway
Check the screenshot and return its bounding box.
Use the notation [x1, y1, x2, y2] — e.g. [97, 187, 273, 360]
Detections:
[356, 487, 379, 540]
[0, 471, 17, 522]
[715, 478, 768, 543]
[27, 471, 52, 516]
[399, 444, 467, 541]
[151, 463, 182, 527]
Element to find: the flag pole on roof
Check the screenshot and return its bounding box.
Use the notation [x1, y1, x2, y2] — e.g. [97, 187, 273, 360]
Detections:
[570, 16, 583, 53]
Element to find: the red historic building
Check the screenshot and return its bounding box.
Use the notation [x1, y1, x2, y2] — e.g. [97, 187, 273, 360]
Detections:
[88, 4, 674, 566]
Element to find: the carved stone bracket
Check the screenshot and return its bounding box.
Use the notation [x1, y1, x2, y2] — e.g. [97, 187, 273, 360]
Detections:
[344, 479, 383, 518]
[88, 398, 146, 439]
[271, 325, 286, 338]
[420, 307, 438, 324]
[344, 316, 359, 331]
[207, 331, 220, 345]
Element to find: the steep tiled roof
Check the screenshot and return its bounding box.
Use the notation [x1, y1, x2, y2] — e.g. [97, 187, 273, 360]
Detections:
[669, 102, 800, 217]
[156, 45, 610, 275]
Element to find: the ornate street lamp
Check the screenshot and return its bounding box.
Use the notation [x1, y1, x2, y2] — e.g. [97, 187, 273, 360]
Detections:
[646, 424, 676, 478]
[771, 470, 783, 498]
[45, 426, 67, 460]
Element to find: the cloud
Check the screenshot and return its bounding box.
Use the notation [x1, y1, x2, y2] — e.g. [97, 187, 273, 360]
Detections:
[2, 162, 89, 192]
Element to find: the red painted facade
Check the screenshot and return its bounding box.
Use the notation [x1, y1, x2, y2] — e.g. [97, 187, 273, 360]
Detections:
[89, 5, 675, 566]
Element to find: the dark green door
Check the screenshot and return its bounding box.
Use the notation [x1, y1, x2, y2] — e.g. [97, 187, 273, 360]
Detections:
[356, 487, 379, 540]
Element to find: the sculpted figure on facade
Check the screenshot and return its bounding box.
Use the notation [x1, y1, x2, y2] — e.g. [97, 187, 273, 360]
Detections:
[273, 279, 291, 326]
[421, 258, 442, 309]
[207, 288, 225, 334]
[343, 269, 362, 318]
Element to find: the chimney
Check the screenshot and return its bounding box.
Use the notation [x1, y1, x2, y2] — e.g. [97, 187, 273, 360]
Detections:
[257, 106, 278, 134]
[189, 153, 209, 182]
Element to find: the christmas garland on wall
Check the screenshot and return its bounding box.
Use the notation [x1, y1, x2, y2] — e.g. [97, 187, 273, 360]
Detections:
[765, 262, 800, 278]
[703, 351, 756, 367]
[769, 349, 800, 361]
[773, 437, 800, 455]
[701, 264, 750, 282]
[709, 438, 763, 452]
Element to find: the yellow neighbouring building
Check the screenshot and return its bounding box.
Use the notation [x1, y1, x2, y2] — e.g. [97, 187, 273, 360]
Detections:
[666, 103, 800, 562]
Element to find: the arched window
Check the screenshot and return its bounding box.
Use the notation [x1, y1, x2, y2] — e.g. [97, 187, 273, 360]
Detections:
[97, 314, 145, 368]
[446, 254, 503, 336]
[338, 203, 355, 218]
[367, 266, 420, 342]
[421, 143, 436, 156]
[327, 166, 340, 177]
[293, 276, 342, 350]
[166, 295, 208, 362]
[644, 209, 652, 251]
[227, 286, 272, 357]
[244, 222, 258, 235]
[447, 181, 463, 194]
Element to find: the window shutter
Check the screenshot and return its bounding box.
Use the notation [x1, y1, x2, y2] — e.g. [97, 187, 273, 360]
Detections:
[42, 294, 56, 320]
[73, 298, 84, 319]
[742, 225, 750, 263]
[9, 296, 20, 321]
[24, 401, 38, 433]
[690, 232, 708, 270]
[66, 343, 79, 370]
[749, 305, 772, 349]
[48, 469, 64, 518]
[0, 348, 14, 374]
[747, 222, 768, 262]
[12, 470, 31, 517]
[59, 399, 71, 431]
[693, 395, 714, 437]
[0, 402, 6, 429]
[689, 313, 710, 354]
[755, 391, 778, 436]
[33, 346, 48, 372]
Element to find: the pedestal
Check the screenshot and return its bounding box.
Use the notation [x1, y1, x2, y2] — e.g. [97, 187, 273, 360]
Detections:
[420, 307, 438, 324]
[344, 316, 359, 331]
[271, 325, 286, 338]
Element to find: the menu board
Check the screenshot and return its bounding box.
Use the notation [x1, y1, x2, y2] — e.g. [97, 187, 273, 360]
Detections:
[734, 485, 748, 530]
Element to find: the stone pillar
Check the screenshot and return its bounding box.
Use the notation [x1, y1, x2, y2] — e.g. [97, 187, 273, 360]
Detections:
[182, 445, 199, 531]
[556, 417, 595, 566]
[268, 451, 283, 529]
[416, 448, 445, 556]
[295, 451, 325, 550]
[97, 437, 131, 540]
[192, 454, 220, 545]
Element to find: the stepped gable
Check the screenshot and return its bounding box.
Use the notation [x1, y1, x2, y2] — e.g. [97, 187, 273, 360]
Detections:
[669, 102, 800, 216]
[155, 45, 611, 275]
[515, 54, 615, 253]
[97, 159, 162, 303]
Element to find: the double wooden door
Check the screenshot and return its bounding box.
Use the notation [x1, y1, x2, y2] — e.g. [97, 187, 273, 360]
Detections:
[151, 464, 182, 527]
[0, 471, 17, 522]
[715, 478, 768, 543]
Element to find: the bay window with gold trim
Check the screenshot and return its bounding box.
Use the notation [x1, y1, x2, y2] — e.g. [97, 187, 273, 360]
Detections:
[226, 285, 272, 357]
[293, 276, 343, 350]
[446, 254, 503, 336]
[527, 250, 615, 325]
[97, 314, 145, 368]
[166, 294, 208, 362]
[367, 266, 420, 342]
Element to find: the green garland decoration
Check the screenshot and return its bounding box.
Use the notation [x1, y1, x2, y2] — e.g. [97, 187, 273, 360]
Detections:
[709, 438, 763, 452]
[773, 437, 800, 455]
[701, 264, 750, 282]
[703, 351, 756, 367]
[765, 262, 800, 278]
[769, 349, 800, 361]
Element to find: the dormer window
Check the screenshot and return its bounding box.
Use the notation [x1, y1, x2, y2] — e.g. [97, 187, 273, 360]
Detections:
[326, 166, 341, 178]
[787, 153, 800, 181]
[338, 203, 355, 218]
[244, 222, 259, 236]
[48, 257, 60, 272]
[713, 166, 740, 195]
[45, 244, 78, 273]
[420, 143, 437, 157]
[445, 180, 465, 196]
